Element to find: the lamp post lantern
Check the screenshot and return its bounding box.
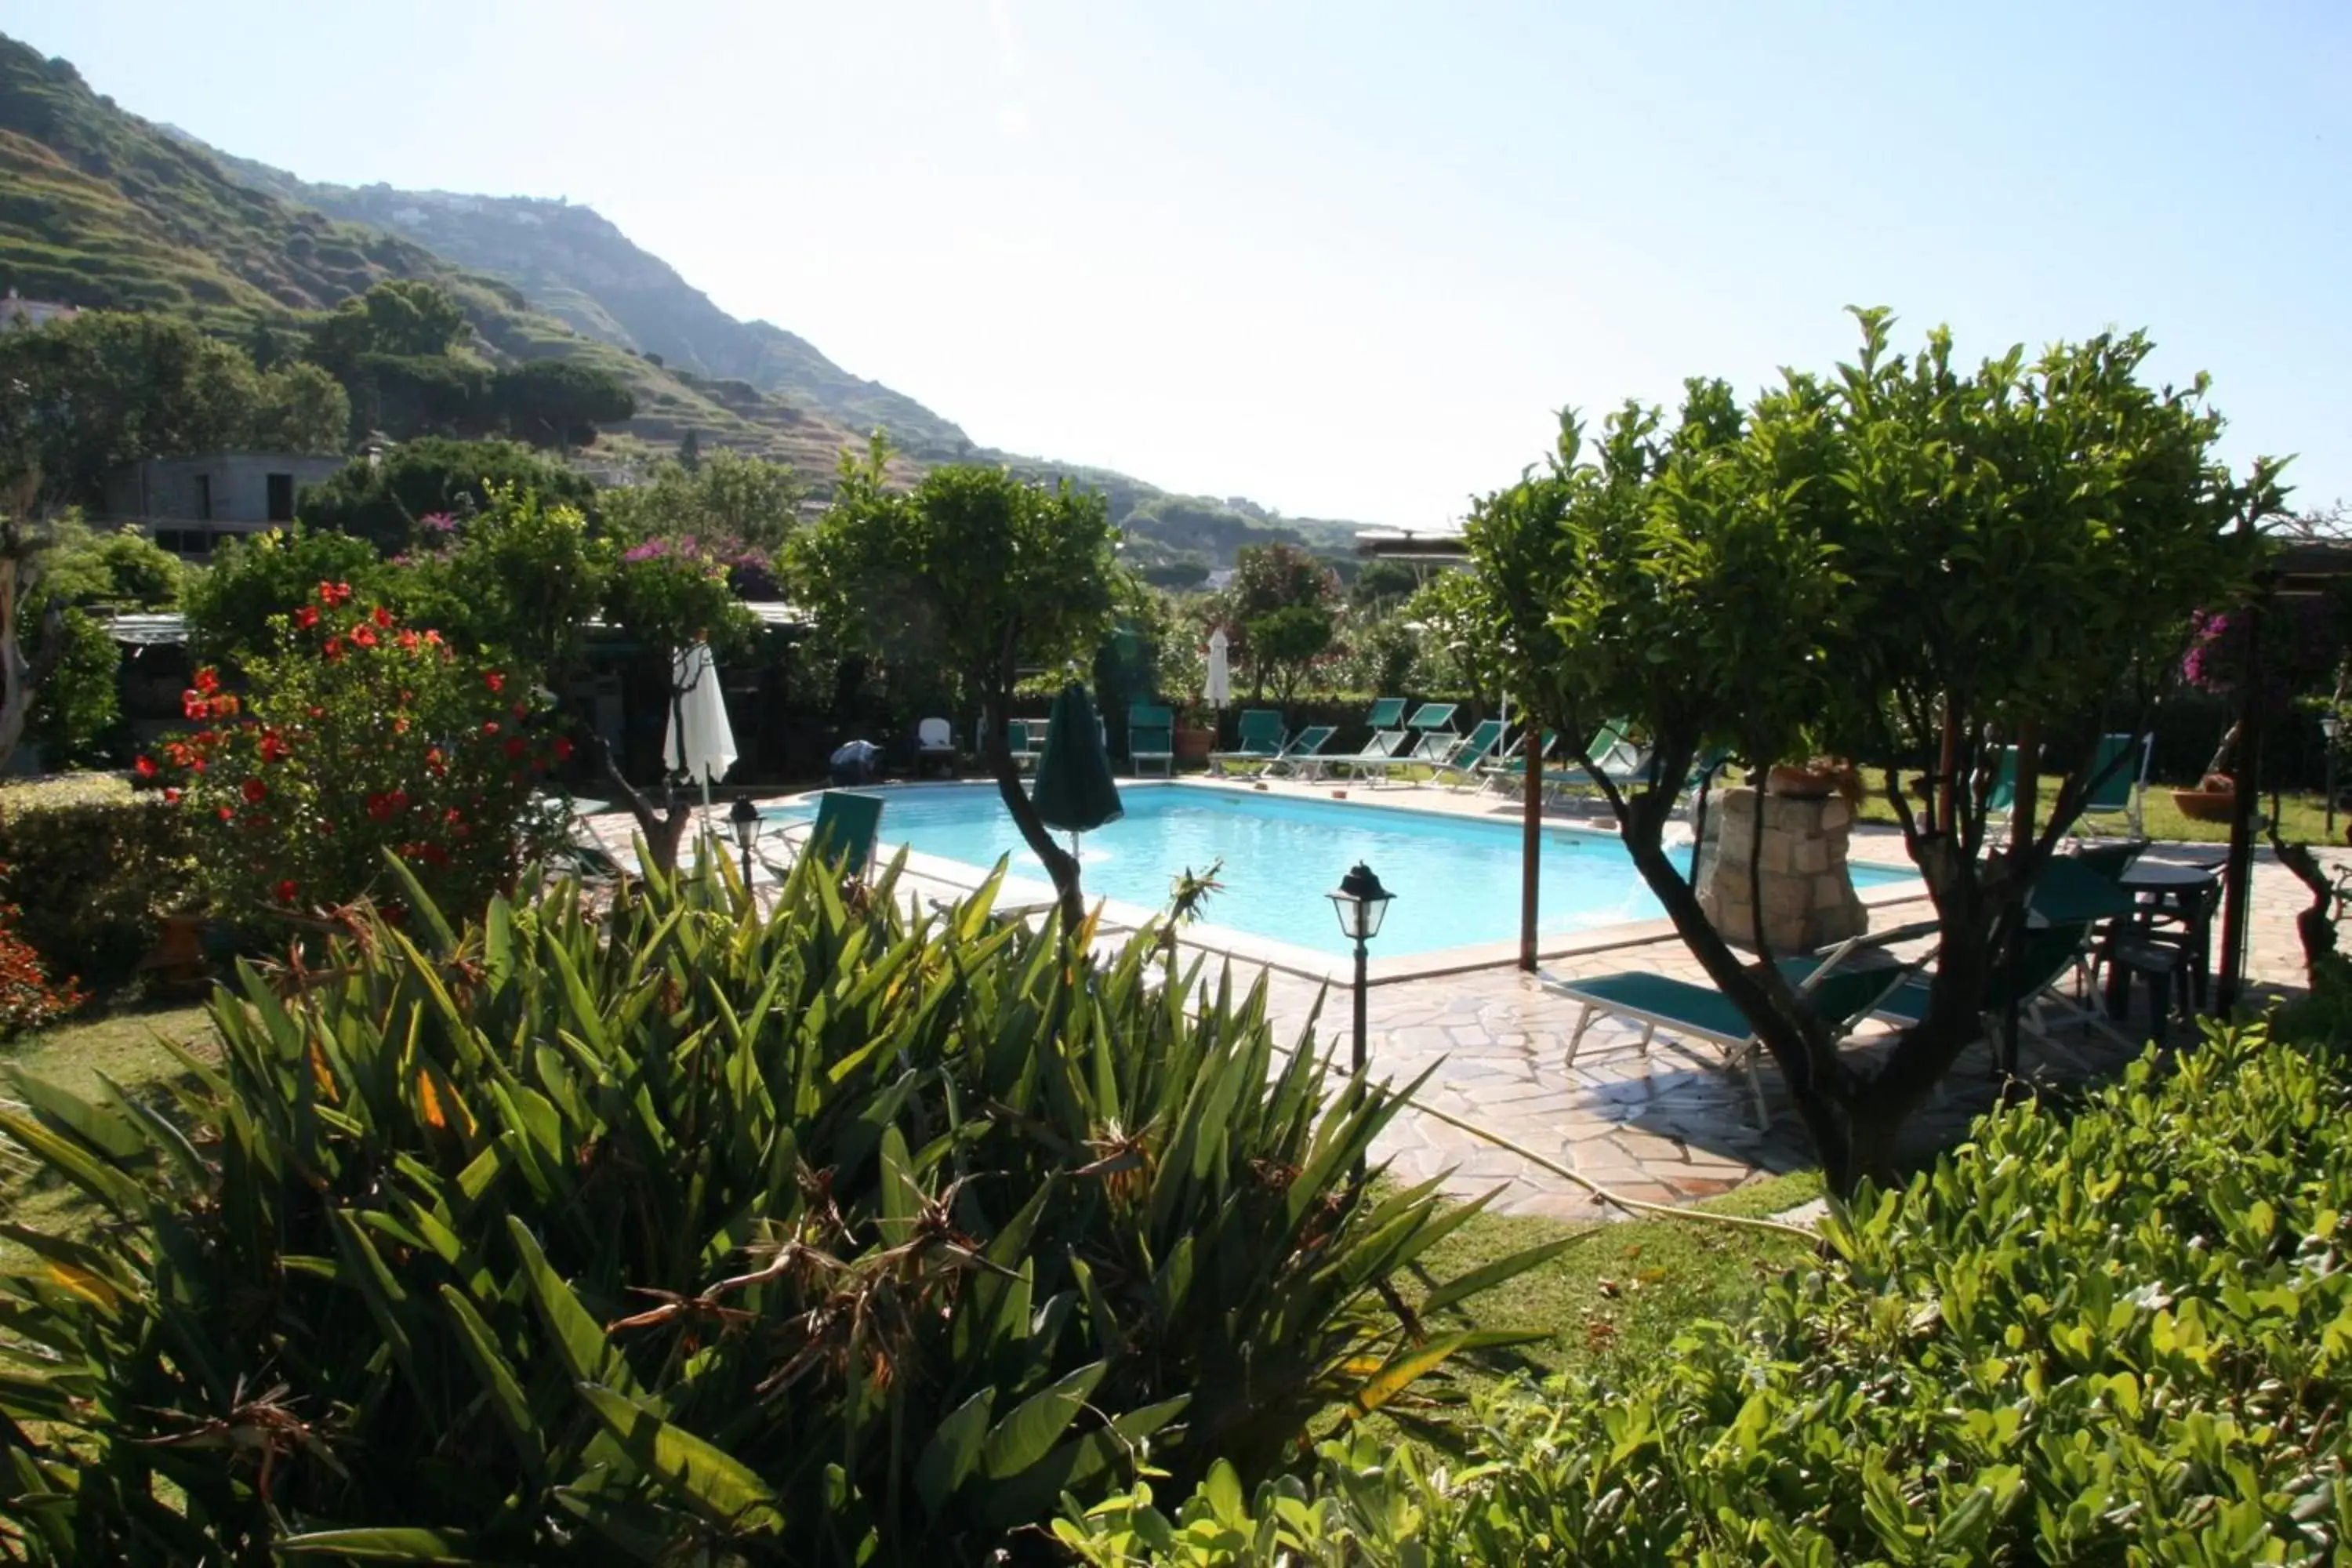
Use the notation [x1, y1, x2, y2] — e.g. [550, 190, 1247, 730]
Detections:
[2325, 712, 2342, 841]
[1326, 862, 1394, 1081]
[728, 795, 763, 889]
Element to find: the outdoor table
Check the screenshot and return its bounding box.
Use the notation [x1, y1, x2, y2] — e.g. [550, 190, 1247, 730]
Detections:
[2107, 859, 2220, 1016]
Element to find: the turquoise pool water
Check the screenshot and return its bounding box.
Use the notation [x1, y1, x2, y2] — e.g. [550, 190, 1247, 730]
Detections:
[769, 785, 1915, 960]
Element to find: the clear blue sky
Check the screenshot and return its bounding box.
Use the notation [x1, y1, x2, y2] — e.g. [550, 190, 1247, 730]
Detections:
[12, 1, 2349, 525]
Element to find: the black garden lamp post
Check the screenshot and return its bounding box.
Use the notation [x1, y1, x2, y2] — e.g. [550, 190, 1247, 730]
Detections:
[1326, 862, 1394, 1081]
[2324, 711, 2342, 842]
[728, 795, 763, 888]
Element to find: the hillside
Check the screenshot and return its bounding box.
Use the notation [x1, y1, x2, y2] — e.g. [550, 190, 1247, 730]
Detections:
[191, 150, 972, 459]
[0, 34, 902, 484]
[0, 30, 1368, 563]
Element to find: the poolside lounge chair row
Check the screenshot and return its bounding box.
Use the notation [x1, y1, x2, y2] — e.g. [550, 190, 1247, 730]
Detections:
[1541, 853, 2148, 1127]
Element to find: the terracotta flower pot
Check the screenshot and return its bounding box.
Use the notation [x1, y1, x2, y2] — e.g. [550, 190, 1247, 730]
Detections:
[1767, 763, 1838, 800]
[1174, 728, 1214, 764]
[2171, 787, 2237, 824]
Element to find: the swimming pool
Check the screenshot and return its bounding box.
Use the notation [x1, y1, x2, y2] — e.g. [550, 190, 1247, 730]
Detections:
[769, 784, 1915, 961]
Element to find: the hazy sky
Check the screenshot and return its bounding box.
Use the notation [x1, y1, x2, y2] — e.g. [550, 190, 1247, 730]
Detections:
[12, 2, 2350, 524]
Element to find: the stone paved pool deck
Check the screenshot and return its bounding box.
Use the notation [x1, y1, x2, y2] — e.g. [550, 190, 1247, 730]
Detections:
[593, 777, 2338, 1222]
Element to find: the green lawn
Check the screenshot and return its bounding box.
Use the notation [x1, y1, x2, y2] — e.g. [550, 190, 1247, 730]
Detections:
[1845, 771, 2339, 846]
[1402, 1171, 1822, 1392]
[0, 1003, 216, 1274]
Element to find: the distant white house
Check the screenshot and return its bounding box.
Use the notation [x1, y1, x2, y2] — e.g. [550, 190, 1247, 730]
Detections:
[101, 452, 349, 559]
[0, 289, 79, 332]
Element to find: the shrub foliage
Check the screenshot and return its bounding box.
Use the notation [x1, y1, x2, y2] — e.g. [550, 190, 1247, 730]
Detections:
[0, 855, 1542, 1562]
[0, 775, 195, 990]
[1060, 1019, 2352, 1564]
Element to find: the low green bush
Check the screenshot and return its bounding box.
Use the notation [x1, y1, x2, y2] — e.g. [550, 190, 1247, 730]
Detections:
[0, 775, 194, 993]
[1058, 1017, 2352, 1564]
[0, 853, 1549, 1563]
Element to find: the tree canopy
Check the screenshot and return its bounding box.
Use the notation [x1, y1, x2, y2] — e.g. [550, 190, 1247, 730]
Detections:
[794, 442, 1120, 925]
[296, 437, 598, 554]
[1465, 308, 2273, 1192]
[601, 449, 806, 554]
[0, 312, 350, 507]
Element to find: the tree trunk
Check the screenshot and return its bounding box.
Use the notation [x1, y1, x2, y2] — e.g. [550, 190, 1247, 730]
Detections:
[0, 557, 63, 773]
[597, 739, 694, 876]
[979, 706, 1084, 933]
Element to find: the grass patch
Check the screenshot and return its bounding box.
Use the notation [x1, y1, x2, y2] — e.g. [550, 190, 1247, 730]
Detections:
[0, 1002, 214, 1273]
[1407, 1170, 1824, 1388]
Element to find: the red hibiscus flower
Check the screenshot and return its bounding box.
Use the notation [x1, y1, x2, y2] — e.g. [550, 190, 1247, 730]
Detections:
[372, 605, 393, 629]
[323, 637, 346, 662]
[135, 756, 157, 778]
[162, 787, 182, 804]
[194, 667, 220, 695]
[554, 737, 574, 762]
[241, 778, 267, 804]
[275, 879, 298, 905]
[485, 671, 505, 694]
[482, 720, 500, 736]
[296, 605, 320, 630]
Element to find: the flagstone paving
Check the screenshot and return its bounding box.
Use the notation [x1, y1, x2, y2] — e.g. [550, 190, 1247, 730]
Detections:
[590, 788, 2339, 1221]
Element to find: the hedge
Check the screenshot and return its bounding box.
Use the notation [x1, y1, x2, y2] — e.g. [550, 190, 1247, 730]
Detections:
[1057, 1002, 2352, 1564]
[0, 773, 196, 993]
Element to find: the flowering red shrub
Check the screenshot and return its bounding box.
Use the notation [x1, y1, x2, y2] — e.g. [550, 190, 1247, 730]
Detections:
[141, 583, 569, 923]
[0, 863, 85, 1035]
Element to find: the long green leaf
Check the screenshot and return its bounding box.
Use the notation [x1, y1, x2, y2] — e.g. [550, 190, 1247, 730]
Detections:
[278, 1525, 492, 1561]
[913, 1387, 993, 1515]
[576, 1382, 784, 1535]
[980, 1361, 1105, 1481]
[1419, 1231, 1597, 1318]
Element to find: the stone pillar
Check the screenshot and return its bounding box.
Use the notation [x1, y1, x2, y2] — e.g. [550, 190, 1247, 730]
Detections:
[1693, 786, 1866, 953]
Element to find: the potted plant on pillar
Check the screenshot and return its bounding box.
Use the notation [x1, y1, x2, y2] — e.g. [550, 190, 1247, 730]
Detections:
[1173, 698, 1217, 765]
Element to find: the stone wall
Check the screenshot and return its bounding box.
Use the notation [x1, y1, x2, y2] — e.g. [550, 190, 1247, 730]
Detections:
[1693, 786, 1867, 953]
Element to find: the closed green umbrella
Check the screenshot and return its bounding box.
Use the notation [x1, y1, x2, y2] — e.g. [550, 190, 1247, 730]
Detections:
[1032, 684, 1124, 845]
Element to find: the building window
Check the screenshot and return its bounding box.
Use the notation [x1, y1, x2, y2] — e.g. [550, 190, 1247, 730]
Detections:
[193, 474, 212, 521]
[266, 473, 296, 523]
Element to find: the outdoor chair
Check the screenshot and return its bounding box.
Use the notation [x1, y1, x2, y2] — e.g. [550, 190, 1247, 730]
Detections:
[1128, 702, 1176, 777]
[757, 790, 886, 886]
[1262, 724, 1341, 778]
[1006, 719, 1047, 773]
[1210, 709, 1287, 775]
[1431, 718, 1512, 789]
[916, 717, 957, 777]
[1478, 729, 1557, 795]
[1987, 732, 2156, 840]
[1543, 920, 1940, 1127]
[1320, 728, 1410, 781]
[1364, 697, 1408, 729]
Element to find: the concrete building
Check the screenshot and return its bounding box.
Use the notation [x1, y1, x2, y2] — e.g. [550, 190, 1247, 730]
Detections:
[0, 289, 79, 332]
[100, 452, 348, 559]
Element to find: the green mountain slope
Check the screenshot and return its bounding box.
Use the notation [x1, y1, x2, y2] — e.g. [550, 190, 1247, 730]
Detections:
[0, 29, 1370, 561]
[0, 33, 899, 482]
[191, 151, 971, 458]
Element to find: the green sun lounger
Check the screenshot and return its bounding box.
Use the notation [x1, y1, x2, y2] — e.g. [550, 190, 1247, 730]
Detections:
[1210, 709, 1287, 775]
[757, 790, 886, 884]
[1128, 702, 1175, 777]
[1262, 724, 1340, 778]
[1544, 920, 1940, 1126]
[1365, 697, 1408, 729]
[1432, 718, 1512, 789]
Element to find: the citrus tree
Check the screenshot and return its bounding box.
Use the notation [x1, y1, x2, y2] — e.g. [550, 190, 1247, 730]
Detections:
[794, 441, 1120, 928]
[1468, 310, 2273, 1192]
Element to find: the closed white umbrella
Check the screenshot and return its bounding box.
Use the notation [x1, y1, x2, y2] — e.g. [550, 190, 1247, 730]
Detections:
[662, 641, 738, 811]
[1205, 626, 1232, 710]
